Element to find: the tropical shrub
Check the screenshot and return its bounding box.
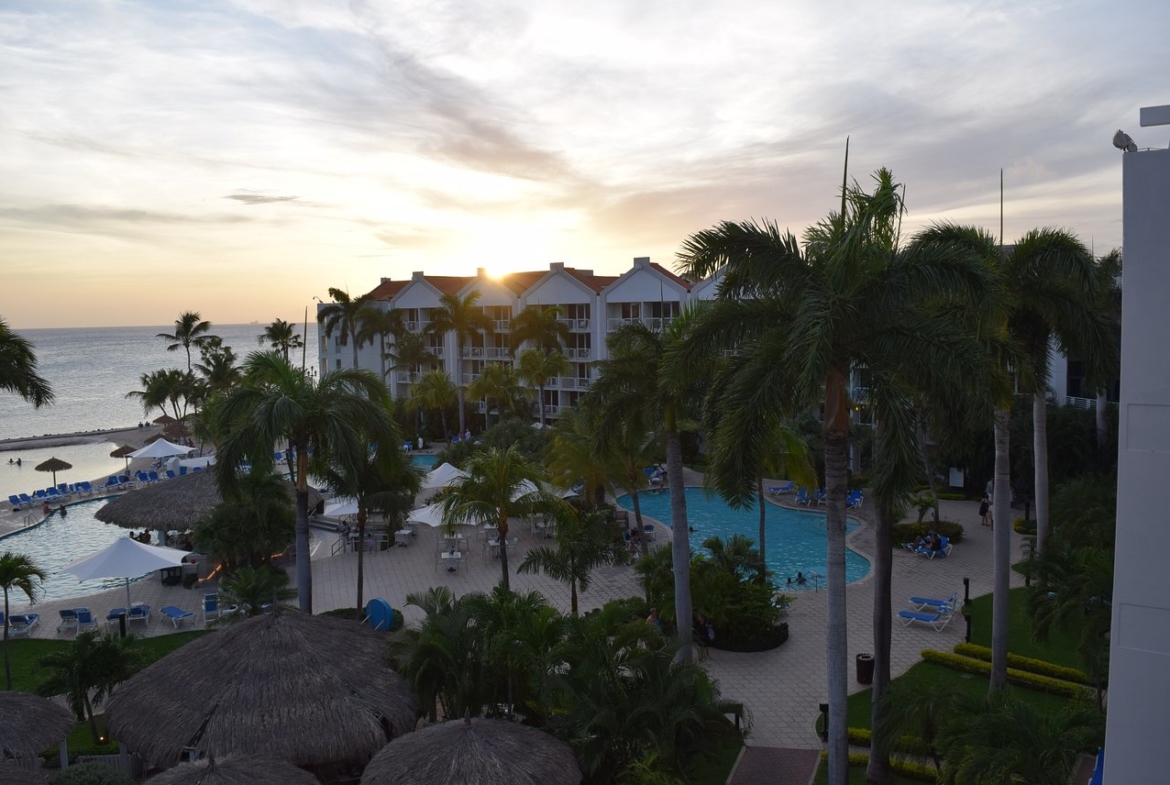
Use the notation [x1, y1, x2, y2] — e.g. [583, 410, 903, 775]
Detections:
[919, 650, 1089, 698]
[891, 520, 965, 547]
[55, 762, 135, 785]
[951, 643, 1089, 684]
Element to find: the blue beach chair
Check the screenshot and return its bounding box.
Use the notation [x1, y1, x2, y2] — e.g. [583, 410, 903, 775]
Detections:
[909, 590, 959, 612]
[160, 606, 194, 629]
[56, 608, 80, 633]
[8, 613, 40, 637]
[8, 495, 24, 510]
[897, 608, 954, 631]
[18, 493, 34, 508]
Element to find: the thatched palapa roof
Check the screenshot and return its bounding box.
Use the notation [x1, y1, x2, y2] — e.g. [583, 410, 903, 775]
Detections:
[144, 755, 319, 785]
[95, 470, 322, 531]
[360, 716, 582, 785]
[106, 610, 418, 768]
[0, 692, 74, 757]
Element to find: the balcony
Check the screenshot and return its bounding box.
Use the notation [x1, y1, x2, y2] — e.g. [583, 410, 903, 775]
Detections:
[557, 377, 592, 390]
[566, 347, 591, 360]
[543, 404, 561, 416]
[493, 320, 511, 332]
[606, 316, 675, 332]
[405, 320, 431, 333]
[462, 346, 485, 358]
[395, 371, 417, 384]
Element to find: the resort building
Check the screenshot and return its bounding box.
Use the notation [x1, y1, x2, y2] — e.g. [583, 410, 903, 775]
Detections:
[318, 257, 693, 421]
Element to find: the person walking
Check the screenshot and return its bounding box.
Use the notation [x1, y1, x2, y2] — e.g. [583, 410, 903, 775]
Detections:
[979, 494, 992, 528]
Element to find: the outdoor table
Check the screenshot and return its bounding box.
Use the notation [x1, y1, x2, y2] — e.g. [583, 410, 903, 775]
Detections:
[394, 530, 412, 547]
[438, 551, 462, 572]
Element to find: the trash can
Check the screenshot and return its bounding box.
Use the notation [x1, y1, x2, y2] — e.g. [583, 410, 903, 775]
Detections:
[856, 652, 874, 685]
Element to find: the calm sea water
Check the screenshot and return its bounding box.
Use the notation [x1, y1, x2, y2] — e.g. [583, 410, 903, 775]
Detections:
[0, 324, 318, 499]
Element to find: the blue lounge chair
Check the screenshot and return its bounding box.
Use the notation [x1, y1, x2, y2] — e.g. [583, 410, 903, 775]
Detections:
[814, 488, 827, 505]
[79, 481, 95, 495]
[105, 476, 120, 490]
[923, 536, 952, 559]
[118, 475, 134, 489]
[18, 493, 34, 508]
[148, 471, 161, 483]
[8, 495, 24, 510]
[136, 471, 151, 485]
[56, 484, 72, 498]
[8, 613, 40, 637]
[897, 608, 953, 631]
[56, 608, 80, 633]
[106, 608, 126, 629]
[34, 489, 47, 501]
[128, 604, 151, 626]
[45, 487, 62, 501]
[909, 590, 959, 612]
[768, 481, 795, 496]
[160, 606, 194, 629]
[166, 470, 178, 480]
[178, 466, 188, 476]
[846, 489, 864, 508]
[76, 608, 98, 632]
[795, 488, 811, 506]
[202, 594, 222, 625]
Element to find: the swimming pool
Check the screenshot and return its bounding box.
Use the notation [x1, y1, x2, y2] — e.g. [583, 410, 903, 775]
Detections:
[618, 488, 870, 589]
[0, 498, 143, 601]
[410, 453, 438, 469]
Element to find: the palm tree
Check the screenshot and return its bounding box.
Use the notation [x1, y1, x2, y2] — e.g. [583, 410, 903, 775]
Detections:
[543, 406, 614, 509]
[518, 507, 629, 614]
[357, 306, 405, 384]
[387, 330, 437, 382]
[321, 444, 420, 613]
[678, 168, 993, 784]
[126, 368, 195, 421]
[318, 287, 373, 369]
[37, 631, 146, 743]
[408, 369, 457, 436]
[590, 314, 704, 662]
[213, 350, 397, 613]
[509, 304, 571, 354]
[916, 224, 1113, 692]
[468, 361, 526, 429]
[0, 551, 45, 689]
[517, 347, 570, 428]
[426, 291, 494, 433]
[0, 318, 53, 409]
[193, 338, 240, 393]
[193, 468, 295, 569]
[257, 318, 304, 363]
[157, 311, 215, 372]
[441, 445, 566, 590]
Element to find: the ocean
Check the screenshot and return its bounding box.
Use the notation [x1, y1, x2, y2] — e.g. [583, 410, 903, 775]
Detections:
[0, 324, 319, 498]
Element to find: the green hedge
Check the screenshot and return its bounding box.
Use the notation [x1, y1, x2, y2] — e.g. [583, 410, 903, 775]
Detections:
[952, 643, 1089, 685]
[891, 520, 965, 547]
[920, 649, 1088, 698]
[847, 727, 930, 757]
[1013, 518, 1037, 535]
[818, 751, 938, 782]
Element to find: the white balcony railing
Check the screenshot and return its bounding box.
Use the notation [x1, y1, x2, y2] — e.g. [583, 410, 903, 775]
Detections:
[493, 320, 511, 332]
[462, 346, 485, 358]
[566, 347, 591, 360]
[606, 315, 675, 332]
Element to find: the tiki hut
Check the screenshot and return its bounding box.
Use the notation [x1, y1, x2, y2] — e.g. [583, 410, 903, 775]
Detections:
[0, 692, 73, 758]
[95, 470, 322, 532]
[106, 610, 418, 769]
[153, 414, 177, 425]
[144, 755, 319, 785]
[34, 457, 72, 487]
[360, 716, 582, 785]
[111, 444, 137, 471]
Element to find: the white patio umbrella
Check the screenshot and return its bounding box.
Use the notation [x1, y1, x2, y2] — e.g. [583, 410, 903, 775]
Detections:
[61, 537, 190, 607]
[129, 439, 194, 460]
[406, 503, 448, 528]
[324, 497, 361, 517]
[421, 462, 468, 491]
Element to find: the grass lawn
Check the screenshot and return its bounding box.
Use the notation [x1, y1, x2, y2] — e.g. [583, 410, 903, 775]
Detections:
[845, 661, 1073, 730]
[1, 630, 209, 693]
[687, 728, 743, 785]
[966, 587, 1084, 670]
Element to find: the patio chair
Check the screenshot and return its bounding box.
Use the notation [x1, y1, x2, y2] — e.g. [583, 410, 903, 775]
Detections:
[106, 608, 126, 630]
[166, 470, 177, 480]
[159, 606, 195, 629]
[202, 594, 222, 625]
[56, 608, 80, 633]
[8, 613, 40, 637]
[897, 608, 954, 631]
[148, 471, 161, 483]
[846, 489, 864, 508]
[795, 488, 811, 506]
[79, 481, 94, 495]
[8, 495, 24, 510]
[18, 493, 34, 507]
[909, 590, 959, 612]
[76, 608, 99, 632]
[768, 481, 795, 496]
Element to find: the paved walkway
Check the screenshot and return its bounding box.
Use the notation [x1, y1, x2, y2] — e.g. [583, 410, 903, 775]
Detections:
[4, 483, 1026, 751]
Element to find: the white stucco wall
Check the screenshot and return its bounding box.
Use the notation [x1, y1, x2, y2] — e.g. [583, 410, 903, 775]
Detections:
[1104, 144, 1170, 784]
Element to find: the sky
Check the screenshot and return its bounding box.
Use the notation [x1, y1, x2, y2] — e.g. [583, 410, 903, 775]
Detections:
[2, 0, 1167, 329]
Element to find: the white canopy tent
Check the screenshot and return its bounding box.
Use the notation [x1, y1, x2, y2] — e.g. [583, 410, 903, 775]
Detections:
[422, 462, 469, 491]
[129, 439, 194, 460]
[62, 537, 190, 607]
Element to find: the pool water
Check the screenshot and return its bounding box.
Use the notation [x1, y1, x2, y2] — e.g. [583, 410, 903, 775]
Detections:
[0, 498, 145, 602]
[618, 488, 870, 589]
[410, 454, 438, 469]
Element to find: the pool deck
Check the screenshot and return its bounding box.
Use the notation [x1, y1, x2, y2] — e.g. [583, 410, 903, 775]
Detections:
[2, 469, 1026, 752]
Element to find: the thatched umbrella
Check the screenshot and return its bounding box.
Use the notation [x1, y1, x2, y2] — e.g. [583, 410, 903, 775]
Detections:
[153, 414, 177, 425]
[34, 457, 72, 487]
[144, 756, 319, 785]
[111, 444, 137, 471]
[0, 767, 49, 785]
[0, 692, 73, 758]
[94, 470, 322, 532]
[106, 611, 418, 768]
[360, 716, 582, 785]
[163, 422, 191, 440]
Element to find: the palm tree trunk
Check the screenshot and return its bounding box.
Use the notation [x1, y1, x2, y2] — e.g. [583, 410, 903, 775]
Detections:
[498, 517, 511, 590]
[757, 471, 767, 567]
[356, 507, 367, 614]
[570, 579, 579, 616]
[84, 692, 100, 744]
[1095, 391, 1108, 448]
[350, 327, 360, 369]
[915, 406, 940, 523]
[1033, 392, 1049, 554]
[2, 592, 10, 691]
[866, 500, 894, 785]
[378, 336, 388, 382]
[295, 450, 313, 614]
[665, 429, 692, 663]
[989, 408, 1012, 693]
[538, 383, 547, 427]
[456, 338, 467, 434]
[824, 369, 850, 785]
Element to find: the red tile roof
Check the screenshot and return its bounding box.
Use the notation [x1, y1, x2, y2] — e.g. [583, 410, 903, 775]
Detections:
[425, 276, 477, 296]
[498, 270, 547, 295]
[363, 279, 408, 300]
[564, 267, 618, 293]
[650, 262, 693, 291]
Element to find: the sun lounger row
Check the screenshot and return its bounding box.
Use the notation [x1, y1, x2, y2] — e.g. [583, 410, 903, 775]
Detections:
[902, 534, 953, 559]
[897, 590, 959, 631]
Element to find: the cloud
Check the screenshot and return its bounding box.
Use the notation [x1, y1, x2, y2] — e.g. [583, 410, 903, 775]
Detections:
[225, 192, 300, 205]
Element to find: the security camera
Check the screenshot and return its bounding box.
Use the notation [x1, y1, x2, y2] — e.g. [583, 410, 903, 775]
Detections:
[1113, 130, 1137, 153]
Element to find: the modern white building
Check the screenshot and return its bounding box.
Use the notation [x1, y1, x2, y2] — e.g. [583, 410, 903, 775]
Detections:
[318, 257, 694, 421]
[1103, 105, 1170, 784]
